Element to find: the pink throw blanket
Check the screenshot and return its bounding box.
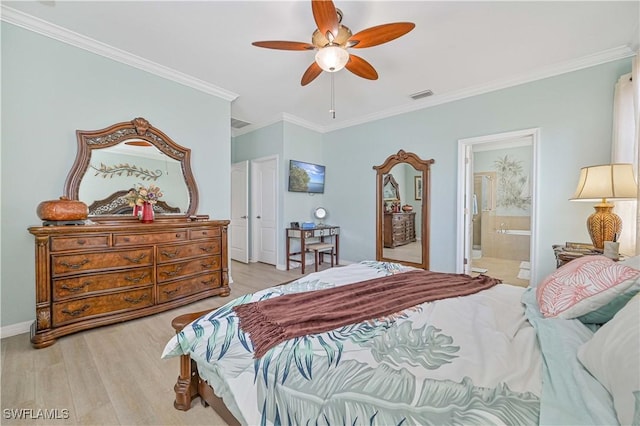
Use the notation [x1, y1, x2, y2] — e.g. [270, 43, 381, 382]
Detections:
[234, 270, 501, 358]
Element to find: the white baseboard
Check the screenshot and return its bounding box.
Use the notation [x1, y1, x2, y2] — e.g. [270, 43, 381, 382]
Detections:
[1, 320, 32, 339]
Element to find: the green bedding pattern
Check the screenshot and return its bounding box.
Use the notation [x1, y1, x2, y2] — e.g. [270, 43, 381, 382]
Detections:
[164, 261, 541, 425]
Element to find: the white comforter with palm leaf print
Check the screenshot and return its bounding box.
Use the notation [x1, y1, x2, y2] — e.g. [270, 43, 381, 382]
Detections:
[162, 261, 542, 426]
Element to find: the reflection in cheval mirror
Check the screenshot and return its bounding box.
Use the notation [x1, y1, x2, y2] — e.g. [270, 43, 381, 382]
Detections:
[374, 150, 434, 270]
[65, 117, 198, 219]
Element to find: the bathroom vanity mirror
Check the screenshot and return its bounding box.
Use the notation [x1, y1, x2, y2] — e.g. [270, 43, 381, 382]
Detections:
[374, 150, 434, 269]
[64, 117, 198, 219]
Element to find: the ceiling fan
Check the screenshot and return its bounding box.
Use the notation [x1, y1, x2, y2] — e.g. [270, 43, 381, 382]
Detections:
[252, 0, 415, 86]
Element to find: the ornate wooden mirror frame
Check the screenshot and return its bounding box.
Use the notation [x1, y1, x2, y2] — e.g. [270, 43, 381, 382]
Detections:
[383, 174, 400, 201]
[64, 117, 199, 222]
[373, 149, 434, 269]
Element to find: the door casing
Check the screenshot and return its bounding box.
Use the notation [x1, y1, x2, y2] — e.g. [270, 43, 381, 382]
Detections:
[456, 128, 540, 285]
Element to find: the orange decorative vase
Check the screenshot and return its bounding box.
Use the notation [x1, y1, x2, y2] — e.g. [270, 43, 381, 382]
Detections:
[141, 202, 154, 223]
[37, 196, 88, 221]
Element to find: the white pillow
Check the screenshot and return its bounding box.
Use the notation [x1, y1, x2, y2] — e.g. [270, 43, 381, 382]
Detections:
[618, 254, 640, 271]
[578, 294, 640, 425]
[536, 255, 640, 319]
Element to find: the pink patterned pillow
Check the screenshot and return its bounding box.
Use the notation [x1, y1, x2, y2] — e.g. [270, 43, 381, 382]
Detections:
[537, 255, 640, 319]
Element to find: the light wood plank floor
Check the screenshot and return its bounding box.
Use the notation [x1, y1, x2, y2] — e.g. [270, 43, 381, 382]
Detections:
[471, 257, 530, 287]
[0, 261, 325, 426]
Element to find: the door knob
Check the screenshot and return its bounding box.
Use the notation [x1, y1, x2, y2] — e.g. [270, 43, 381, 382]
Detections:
[241, 215, 248, 219]
[256, 215, 261, 219]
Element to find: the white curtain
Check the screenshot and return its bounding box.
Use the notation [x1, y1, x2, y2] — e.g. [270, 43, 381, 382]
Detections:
[611, 71, 636, 255]
[634, 55, 640, 254]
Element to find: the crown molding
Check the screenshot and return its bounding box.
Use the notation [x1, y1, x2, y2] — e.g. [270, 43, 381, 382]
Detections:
[322, 45, 637, 133]
[1, 5, 239, 102]
[233, 45, 636, 137]
[232, 112, 325, 138]
[281, 113, 325, 133]
[4, 4, 634, 136]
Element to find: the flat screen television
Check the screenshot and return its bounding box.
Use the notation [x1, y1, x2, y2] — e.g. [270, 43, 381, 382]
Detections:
[288, 160, 325, 193]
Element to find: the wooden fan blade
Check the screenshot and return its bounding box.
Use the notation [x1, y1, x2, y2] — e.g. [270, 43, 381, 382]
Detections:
[252, 41, 315, 51]
[301, 62, 323, 86]
[348, 22, 415, 48]
[345, 54, 378, 80]
[312, 0, 339, 42]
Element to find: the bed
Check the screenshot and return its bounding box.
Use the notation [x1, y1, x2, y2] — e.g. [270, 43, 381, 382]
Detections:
[162, 259, 640, 425]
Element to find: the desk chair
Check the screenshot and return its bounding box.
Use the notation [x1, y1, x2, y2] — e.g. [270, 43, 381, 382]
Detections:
[305, 242, 335, 272]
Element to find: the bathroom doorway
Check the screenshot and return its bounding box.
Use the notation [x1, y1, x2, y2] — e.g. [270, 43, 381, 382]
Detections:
[457, 129, 539, 287]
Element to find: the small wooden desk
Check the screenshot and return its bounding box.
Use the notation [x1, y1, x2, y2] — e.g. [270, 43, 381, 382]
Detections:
[286, 225, 340, 274]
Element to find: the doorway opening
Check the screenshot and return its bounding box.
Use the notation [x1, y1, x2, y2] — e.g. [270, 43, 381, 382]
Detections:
[457, 129, 539, 287]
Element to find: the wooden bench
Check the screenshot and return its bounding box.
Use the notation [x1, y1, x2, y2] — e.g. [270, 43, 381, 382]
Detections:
[305, 242, 335, 272]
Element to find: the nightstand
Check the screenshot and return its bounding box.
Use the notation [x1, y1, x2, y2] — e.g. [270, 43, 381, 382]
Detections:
[552, 242, 601, 268]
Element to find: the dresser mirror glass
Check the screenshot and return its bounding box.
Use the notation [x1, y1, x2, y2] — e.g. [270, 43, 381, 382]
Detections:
[64, 117, 198, 219]
[374, 150, 434, 269]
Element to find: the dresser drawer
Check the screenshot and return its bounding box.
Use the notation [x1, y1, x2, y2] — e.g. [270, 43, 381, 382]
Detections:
[52, 248, 153, 276]
[50, 235, 110, 252]
[157, 272, 221, 303]
[113, 231, 187, 246]
[157, 239, 221, 263]
[157, 255, 221, 283]
[189, 227, 221, 240]
[52, 287, 153, 326]
[53, 267, 153, 301]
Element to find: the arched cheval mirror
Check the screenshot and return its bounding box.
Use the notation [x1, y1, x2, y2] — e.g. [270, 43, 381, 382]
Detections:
[64, 117, 198, 221]
[373, 150, 434, 269]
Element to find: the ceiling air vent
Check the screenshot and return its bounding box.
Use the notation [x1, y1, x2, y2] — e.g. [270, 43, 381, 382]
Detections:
[409, 89, 434, 100]
[231, 118, 251, 129]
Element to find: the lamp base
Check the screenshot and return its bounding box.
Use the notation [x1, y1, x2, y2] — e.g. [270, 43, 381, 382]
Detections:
[587, 203, 622, 250]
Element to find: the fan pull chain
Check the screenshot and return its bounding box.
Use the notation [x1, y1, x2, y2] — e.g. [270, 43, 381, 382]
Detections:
[330, 73, 336, 119]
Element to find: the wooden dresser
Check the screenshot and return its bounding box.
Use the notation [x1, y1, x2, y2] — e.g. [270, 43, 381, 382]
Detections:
[28, 219, 230, 348]
[383, 212, 416, 248]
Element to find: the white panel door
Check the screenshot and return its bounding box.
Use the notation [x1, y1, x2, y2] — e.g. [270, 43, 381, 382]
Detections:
[252, 157, 278, 265]
[230, 161, 249, 263]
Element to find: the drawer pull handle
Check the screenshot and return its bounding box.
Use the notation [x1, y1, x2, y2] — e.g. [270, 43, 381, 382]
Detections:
[59, 259, 90, 269]
[122, 253, 147, 264]
[77, 239, 86, 245]
[124, 294, 149, 305]
[60, 282, 90, 293]
[160, 266, 184, 278]
[200, 246, 214, 253]
[201, 231, 208, 235]
[160, 249, 180, 259]
[124, 273, 148, 283]
[62, 304, 90, 317]
[176, 233, 181, 238]
[163, 289, 179, 296]
[201, 279, 215, 286]
[201, 263, 213, 270]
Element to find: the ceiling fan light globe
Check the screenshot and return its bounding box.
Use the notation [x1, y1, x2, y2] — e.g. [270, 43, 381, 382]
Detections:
[315, 46, 349, 72]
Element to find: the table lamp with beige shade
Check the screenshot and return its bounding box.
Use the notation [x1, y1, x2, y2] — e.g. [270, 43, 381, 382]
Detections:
[571, 163, 638, 250]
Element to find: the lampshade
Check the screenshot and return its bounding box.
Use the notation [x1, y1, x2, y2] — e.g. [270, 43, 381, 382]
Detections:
[571, 163, 637, 201]
[570, 163, 638, 250]
[315, 45, 349, 72]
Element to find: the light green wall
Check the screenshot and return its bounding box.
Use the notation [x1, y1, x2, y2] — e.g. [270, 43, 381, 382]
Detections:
[2, 19, 632, 330]
[323, 58, 631, 281]
[231, 121, 325, 267]
[1, 23, 231, 328]
[233, 59, 631, 283]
